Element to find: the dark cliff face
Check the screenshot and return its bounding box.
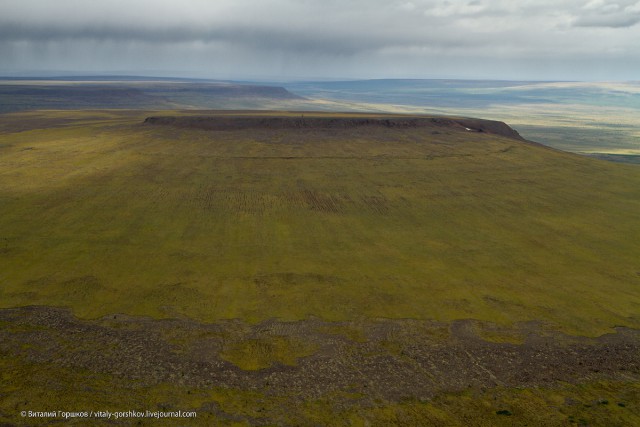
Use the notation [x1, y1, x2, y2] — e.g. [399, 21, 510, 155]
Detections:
[143, 115, 525, 141]
[452, 118, 525, 141]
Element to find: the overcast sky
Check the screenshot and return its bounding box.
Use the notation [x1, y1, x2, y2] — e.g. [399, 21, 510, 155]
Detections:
[1, 0, 639, 81]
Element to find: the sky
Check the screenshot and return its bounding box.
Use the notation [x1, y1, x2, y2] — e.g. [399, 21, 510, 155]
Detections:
[1, 0, 640, 81]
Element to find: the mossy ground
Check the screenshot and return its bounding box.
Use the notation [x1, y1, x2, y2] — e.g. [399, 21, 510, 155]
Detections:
[220, 336, 318, 371]
[1, 110, 640, 425]
[1, 110, 639, 336]
[2, 352, 638, 426]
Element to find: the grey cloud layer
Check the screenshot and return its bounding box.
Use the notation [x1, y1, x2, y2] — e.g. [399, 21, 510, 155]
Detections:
[1, 0, 639, 79]
[0, 1, 489, 50]
[573, 0, 640, 27]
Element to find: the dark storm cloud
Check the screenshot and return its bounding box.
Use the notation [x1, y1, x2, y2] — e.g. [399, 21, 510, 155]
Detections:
[1, 0, 639, 80]
[0, 0, 489, 54]
[0, 21, 483, 56]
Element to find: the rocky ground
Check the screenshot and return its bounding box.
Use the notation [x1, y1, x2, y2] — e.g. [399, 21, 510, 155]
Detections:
[1, 306, 639, 425]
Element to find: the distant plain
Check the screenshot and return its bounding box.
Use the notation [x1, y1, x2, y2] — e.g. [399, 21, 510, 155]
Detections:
[282, 79, 640, 158]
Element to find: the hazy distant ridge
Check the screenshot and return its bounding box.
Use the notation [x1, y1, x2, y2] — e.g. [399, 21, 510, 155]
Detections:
[0, 79, 302, 112]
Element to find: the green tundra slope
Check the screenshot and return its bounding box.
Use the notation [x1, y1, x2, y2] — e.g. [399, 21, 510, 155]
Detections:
[0, 110, 639, 336]
[1, 110, 640, 426]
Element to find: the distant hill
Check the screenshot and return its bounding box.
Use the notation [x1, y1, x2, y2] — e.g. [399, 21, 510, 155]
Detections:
[0, 79, 302, 113]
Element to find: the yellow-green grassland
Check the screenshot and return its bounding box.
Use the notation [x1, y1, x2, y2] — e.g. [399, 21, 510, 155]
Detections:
[1, 110, 639, 425]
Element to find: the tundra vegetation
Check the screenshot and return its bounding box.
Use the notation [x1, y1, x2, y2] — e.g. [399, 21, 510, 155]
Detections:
[1, 109, 639, 425]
